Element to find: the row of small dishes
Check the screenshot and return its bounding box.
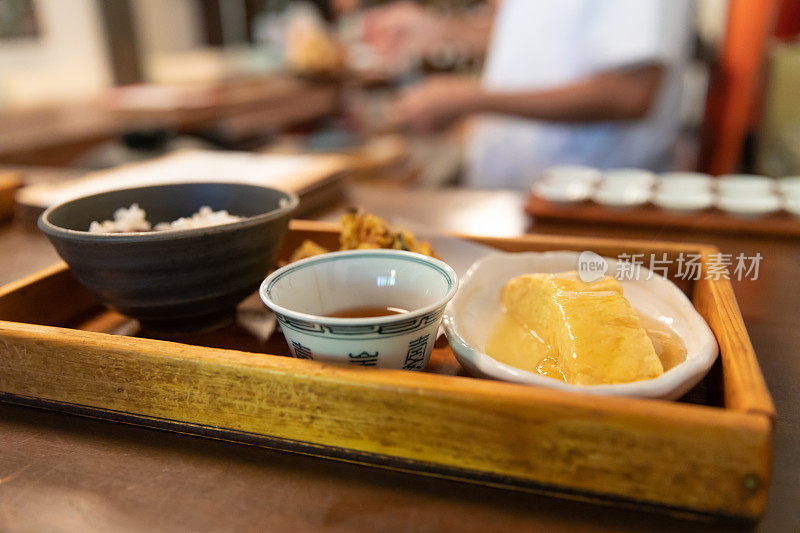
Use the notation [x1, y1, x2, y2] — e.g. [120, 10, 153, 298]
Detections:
[532, 166, 800, 218]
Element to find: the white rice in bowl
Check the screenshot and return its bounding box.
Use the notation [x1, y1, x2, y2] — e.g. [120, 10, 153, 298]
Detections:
[88, 204, 242, 234]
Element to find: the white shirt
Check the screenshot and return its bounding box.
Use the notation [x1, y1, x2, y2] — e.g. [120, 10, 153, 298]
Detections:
[465, 0, 693, 189]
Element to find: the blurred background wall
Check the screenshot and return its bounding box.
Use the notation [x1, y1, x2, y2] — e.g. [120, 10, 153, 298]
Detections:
[0, 0, 110, 107]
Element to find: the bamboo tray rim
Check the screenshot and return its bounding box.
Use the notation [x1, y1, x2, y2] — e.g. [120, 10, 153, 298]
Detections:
[0, 314, 761, 423]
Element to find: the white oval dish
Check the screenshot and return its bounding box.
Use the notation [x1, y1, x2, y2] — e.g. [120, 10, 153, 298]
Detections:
[443, 251, 718, 400]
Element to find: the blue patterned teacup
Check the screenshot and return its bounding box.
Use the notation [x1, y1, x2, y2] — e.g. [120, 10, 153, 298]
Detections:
[260, 250, 458, 370]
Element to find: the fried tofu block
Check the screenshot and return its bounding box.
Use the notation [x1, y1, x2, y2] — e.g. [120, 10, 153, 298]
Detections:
[501, 271, 663, 385]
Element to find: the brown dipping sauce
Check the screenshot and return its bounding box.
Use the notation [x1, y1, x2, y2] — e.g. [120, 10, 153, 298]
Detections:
[326, 306, 408, 318]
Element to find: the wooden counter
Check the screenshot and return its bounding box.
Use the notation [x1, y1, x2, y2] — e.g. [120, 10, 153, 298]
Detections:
[0, 77, 339, 166]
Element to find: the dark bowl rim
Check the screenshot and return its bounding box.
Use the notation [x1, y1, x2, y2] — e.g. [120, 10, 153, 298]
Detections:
[38, 182, 299, 243]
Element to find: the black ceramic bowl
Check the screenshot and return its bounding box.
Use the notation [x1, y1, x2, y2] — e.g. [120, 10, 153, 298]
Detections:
[39, 182, 298, 335]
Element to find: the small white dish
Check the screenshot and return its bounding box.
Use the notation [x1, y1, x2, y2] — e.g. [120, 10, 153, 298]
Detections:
[443, 252, 718, 400]
[658, 172, 712, 194]
[784, 196, 800, 217]
[532, 180, 591, 204]
[717, 194, 781, 218]
[653, 190, 714, 212]
[260, 250, 458, 370]
[718, 174, 774, 196]
[777, 177, 800, 198]
[541, 165, 601, 187]
[593, 185, 651, 207]
[602, 168, 657, 188]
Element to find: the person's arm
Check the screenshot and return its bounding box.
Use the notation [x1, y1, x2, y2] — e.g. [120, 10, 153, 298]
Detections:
[391, 65, 664, 132]
[477, 65, 664, 122]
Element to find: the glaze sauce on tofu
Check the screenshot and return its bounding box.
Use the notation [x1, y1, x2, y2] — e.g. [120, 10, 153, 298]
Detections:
[485, 271, 687, 385]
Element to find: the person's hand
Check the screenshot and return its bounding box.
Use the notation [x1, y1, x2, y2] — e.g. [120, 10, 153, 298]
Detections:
[362, 2, 443, 63]
[390, 76, 484, 133]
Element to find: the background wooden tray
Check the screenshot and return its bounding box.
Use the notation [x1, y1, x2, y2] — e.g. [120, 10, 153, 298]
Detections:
[0, 221, 774, 520]
[13, 151, 352, 224]
[526, 195, 800, 237]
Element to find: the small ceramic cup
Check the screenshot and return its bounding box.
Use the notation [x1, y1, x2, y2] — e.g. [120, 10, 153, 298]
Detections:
[260, 250, 458, 370]
[653, 190, 714, 212]
[784, 196, 800, 217]
[593, 168, 655, 208]
[658, 172, 712, 194]
[778, 176, 800, 198]
[718, 174, 774, 196]
[717, 194, 781, 218]
[541, 165, 602, 187]
[601, 168, 657, 188]
[531, 180, 591, 204]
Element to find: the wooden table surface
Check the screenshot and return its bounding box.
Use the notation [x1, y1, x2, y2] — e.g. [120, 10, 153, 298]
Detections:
[0, 173, 797, 532]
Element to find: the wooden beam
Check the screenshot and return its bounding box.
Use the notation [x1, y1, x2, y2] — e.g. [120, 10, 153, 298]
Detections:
[703, 0, 779, 175]
[97, 0, 144, 85]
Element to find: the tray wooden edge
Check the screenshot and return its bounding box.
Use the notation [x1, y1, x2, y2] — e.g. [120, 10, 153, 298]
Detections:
[0, 318, 772, 519]
[0, 222, 775, 519]
[524, 195, 800, 238]
[693, 252, 775, 419]
[0, 390, 762, 524]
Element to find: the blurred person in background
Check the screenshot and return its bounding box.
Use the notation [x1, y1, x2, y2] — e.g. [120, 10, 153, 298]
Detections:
[365, 0, 693, 188]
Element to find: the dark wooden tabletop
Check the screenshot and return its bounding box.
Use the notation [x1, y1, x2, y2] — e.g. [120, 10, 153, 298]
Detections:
[0, 174, 797, 532]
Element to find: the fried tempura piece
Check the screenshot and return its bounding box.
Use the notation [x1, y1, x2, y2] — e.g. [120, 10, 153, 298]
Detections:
[392, 229, 434, 256]
[286, 209, 435, 263]
[340, 210, 395, 250]
[339, 209, 434, 256]
[288, 239, 330, 263]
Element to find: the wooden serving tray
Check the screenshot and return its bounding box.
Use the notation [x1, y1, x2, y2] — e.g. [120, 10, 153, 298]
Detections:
[526, 195, 800, 237]
[0, 221, 774, 520]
